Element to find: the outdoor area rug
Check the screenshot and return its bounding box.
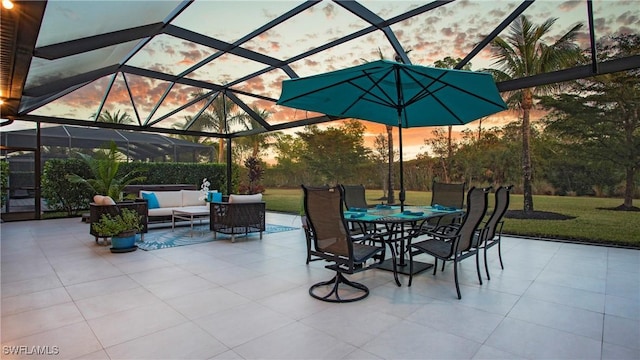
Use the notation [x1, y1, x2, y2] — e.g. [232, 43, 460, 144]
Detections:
[136, 224, 299, 251]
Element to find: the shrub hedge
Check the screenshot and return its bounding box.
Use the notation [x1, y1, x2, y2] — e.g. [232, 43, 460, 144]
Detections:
[41, 159, 95, 216]
[41, 160, 238, 215]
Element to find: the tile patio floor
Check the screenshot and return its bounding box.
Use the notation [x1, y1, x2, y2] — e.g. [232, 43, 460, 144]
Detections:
[1, 212, 639, 359]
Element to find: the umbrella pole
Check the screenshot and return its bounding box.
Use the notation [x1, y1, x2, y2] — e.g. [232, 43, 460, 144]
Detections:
[394, 65, 406, 212]
[398, 119, 405, 212]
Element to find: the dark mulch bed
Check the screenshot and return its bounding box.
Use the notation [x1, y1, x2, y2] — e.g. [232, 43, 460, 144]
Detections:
[596, 205, 640, 212]
[505, 205, 638, 220]
[504, 210, 575, 220]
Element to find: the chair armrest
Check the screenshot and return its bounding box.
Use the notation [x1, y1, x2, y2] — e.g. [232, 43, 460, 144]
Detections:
[419, 222, 462, 241]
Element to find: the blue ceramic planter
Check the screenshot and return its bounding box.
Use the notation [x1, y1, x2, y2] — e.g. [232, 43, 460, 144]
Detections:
[111, 233, 137, 253]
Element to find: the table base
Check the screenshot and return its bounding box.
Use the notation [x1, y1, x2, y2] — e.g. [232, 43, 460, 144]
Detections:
[172, 210, 210, 237]
[376, 259, 433, 276]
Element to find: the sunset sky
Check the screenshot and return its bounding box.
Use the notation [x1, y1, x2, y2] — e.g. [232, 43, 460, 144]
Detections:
[5, 0, 639, 161]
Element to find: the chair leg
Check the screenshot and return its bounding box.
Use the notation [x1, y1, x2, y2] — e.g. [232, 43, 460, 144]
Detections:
[497, 239, 504, 269]
[453, 259, 461, 299]
[309, 272, 369, 303]
[432, 258, 438, 275]
[484, 246, 491, 280]
[475, 251, 483, 285]
[408, 250, 414, 287]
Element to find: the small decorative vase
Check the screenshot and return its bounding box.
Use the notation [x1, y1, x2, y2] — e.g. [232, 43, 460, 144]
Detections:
[110, 230, 137, 253]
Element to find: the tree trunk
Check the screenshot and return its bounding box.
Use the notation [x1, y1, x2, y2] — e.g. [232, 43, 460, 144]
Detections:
[218, 140, 225, 163]
[386, 125, 395, 204]
[522, 89, 534, 213]
[624, 166, 635, 208]
[446, 125, 452, 182]
[623, 110, 636, 209]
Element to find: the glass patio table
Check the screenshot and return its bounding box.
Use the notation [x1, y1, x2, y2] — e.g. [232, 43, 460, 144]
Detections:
[344, 205, 464, 286]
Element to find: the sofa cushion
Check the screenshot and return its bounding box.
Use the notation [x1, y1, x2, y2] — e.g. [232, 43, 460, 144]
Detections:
[141, 191, 160, 209]
[154, 191, 183, 208]
[148, 207, 175, 217]
[181, 190, 205, 206]
[228, 193, 263, 203]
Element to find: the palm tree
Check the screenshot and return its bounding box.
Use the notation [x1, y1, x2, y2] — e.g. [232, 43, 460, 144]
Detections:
[172, 116, 209, 142]
[92, 109, 133, 124]
[190, 91, 241, 163]
[172, 116, 217, 161]
[487, 15, 583, 213]
[237, 105, 276, 160]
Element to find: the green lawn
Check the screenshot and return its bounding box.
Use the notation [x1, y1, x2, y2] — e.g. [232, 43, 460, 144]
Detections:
[263, 188, 640, 248]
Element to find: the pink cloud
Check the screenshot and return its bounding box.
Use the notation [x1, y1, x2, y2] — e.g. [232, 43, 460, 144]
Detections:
[322, 2, 336, 19]
[558, 1, 581, 12]
[616, 11, 639, 26]
[441, 27, 455, 37]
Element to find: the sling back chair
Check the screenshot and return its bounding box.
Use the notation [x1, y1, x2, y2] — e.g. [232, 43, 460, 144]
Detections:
[302, 185, 385, 302]
[430, 180, 466, 226]
[413, 181, 467, 236]
[340, 184, 380, 238]
[301, 185, 329, 264]
[432, 181, 467, 209]
[341, 184, 369, 210]
[408, 186, 490, 299]
[301, 215, 323, 264]
[478, 185, 513, 280]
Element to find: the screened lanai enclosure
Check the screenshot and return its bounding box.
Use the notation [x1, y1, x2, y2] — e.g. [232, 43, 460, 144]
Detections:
[2, 125, 213, 162]
[1, 124, 212, 219]
[1, 0, 639, 220]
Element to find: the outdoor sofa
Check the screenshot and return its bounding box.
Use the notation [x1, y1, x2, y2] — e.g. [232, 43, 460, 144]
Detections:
[123, 184, 212, 223]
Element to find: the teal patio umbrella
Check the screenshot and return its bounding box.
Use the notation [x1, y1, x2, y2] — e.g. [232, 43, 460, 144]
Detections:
[277, 59, 507, 208]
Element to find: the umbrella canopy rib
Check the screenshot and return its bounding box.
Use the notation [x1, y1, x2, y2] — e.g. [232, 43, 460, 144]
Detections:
[343, 67, 399, 115]
[403, 67, 507, 110]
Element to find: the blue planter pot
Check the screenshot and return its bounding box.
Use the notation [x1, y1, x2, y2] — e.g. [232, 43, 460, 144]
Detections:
[111, 232, 137, 253]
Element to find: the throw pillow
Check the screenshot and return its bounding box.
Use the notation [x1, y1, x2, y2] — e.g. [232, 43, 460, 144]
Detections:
[93, 195, 104, 204]
[141, 191, 160, 209]
[208, 191, 222, 202]
[228, 193, 262, 203]
[102, 196, 116, 205]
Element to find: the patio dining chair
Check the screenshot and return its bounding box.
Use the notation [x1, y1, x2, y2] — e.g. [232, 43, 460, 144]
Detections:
[341, 184, 369, 210]
[302, 185, 385, 302]
[432, 181, 467, 209]
[477, 185, 513, 280]
[340, 184, 380, 238]
[301, 215, 323, 264]
[413, 181, 467, 236]
[408, 186, 490, 299]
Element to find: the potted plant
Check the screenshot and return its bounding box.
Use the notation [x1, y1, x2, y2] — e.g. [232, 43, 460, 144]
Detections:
[91, 208, 143, 252]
